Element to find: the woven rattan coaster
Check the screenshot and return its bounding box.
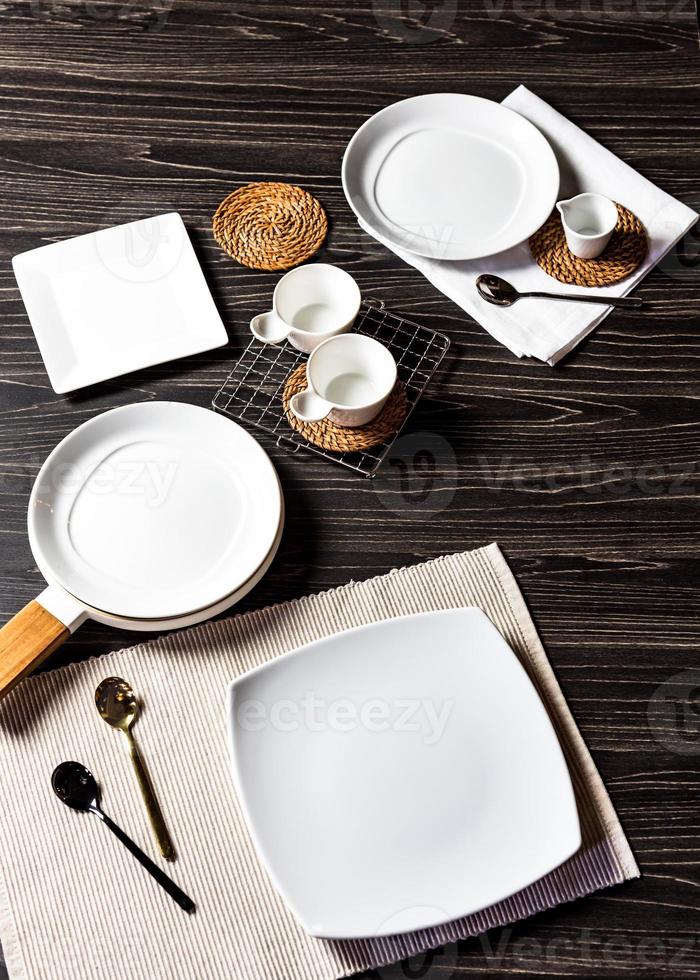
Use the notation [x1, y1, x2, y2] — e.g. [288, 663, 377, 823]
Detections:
[529, 203, 648, 287]
[282, 364, 408, 453]
[212, 182, 328, 271]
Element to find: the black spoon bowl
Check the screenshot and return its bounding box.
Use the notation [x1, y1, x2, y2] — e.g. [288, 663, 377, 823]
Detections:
[476, 273, 643, 310]
[51, 761, 195, 914]
[52, 760, 99, 812]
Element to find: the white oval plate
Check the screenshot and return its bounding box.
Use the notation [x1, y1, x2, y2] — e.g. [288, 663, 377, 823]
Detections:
[29, 402, 283, 621]
[342, 94, 559, 261]
[227, 608, 581, 939]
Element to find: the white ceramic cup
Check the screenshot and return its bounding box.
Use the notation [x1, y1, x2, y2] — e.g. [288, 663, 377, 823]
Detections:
[556, 193, 618, 260]
[250, 264, 361, 354]
[289, 334, 397, 428]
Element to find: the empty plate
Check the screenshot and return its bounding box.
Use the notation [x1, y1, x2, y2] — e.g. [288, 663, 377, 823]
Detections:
[29, 401, 283, 621]
[342, 94, 560, 261]
[227, 608, 581, 939]
[13, 213, 228, 393]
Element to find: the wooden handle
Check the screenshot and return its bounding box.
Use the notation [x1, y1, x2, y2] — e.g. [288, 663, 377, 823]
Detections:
[0, 600, 69, 698]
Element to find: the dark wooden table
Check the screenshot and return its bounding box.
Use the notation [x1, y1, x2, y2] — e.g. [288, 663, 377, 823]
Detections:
[1, 1, 698, 976]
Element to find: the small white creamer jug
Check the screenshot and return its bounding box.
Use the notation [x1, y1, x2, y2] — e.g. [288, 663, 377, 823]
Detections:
[556, 193, 618, 260]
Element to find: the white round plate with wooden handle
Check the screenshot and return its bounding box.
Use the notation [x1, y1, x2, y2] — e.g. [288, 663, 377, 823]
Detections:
[0, 401, 283, 698]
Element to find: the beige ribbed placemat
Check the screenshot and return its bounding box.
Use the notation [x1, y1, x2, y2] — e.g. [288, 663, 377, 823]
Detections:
[0, 544, 638, 980]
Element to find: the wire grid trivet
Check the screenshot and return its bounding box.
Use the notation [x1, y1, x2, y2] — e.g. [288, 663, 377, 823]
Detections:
[212, 302, 450, 477]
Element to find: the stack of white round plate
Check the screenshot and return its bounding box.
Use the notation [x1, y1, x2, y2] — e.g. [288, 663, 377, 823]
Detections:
[27, 401, 284, 635]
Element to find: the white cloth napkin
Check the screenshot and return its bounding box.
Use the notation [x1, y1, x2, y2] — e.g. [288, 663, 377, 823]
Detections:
[359, 85, 698, 364]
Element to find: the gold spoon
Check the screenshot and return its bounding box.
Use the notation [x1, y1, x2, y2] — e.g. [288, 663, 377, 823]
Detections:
[95, 677, 175, 861]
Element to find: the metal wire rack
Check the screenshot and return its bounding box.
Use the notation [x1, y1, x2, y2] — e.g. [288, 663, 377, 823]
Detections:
[212, 301, 450, 477]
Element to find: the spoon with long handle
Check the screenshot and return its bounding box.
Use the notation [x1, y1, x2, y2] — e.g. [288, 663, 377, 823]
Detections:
[95, 677, 175, 861]
[476, 274, 644, 310]
[52, 762, 195, 913]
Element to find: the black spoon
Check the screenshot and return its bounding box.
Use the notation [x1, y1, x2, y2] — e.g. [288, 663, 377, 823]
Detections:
[476, 274, 644, 310]
[51, 761, 195, 914]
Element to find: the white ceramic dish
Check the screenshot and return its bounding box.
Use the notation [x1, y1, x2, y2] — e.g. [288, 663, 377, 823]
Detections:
[342, 94, 560, 261]
[227, 608, 581, 939]
[556, 192, 618, 259]
[250, 264, 361, 354]
[0, 401, 284, 698]
[289, 333, 397, 427]
[12, 213, 228, 393]
[29, 401, 282, 621]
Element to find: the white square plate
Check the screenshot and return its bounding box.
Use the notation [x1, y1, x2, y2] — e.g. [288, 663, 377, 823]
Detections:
[227, 608, 581, 939]
[13, 213, 228, 393]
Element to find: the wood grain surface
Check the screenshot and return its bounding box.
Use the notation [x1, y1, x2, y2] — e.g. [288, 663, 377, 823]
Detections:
[0, 1, 698, 976]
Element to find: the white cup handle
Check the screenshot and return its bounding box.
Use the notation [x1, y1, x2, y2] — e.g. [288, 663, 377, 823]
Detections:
[289, 389, 333, 423]
[250, 311, 291, 345]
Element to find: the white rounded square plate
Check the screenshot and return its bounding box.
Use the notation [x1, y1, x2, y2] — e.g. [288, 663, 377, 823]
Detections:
[342, 94, 559, 261]
[12, 213, 228, 393]
[227, 608, 581, 939]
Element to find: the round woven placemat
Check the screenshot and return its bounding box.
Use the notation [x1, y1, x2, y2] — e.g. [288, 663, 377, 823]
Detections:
[282, 364, 408, 453]
[212, 182, 328, 271]
[529, 202, 647, 287]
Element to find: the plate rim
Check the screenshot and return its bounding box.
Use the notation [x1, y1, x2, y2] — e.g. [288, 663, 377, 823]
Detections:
[227, 606, 581, 939]
[12, 211, 229, 393]
[341, 92, 560, 261]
